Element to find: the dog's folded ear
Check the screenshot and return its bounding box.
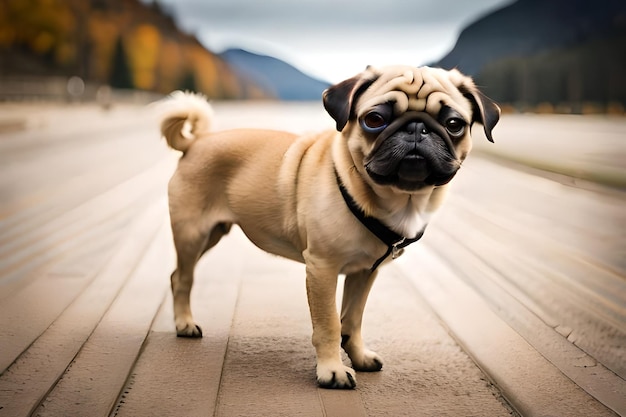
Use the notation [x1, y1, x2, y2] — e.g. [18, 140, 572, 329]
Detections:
[323, 72, 376, 132]
[460, 85, 501, 143]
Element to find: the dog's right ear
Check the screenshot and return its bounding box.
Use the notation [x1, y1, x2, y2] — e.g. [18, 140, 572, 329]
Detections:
[323, 73, 375, 131]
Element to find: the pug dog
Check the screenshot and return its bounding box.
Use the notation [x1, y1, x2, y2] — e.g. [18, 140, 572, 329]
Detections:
[158, 65, 500, 389]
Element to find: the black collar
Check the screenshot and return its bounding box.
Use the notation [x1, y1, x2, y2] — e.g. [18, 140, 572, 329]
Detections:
[336, 171, 425, 272]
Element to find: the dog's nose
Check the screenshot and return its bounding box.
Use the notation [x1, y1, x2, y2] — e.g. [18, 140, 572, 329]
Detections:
[405, 121, 429, 142]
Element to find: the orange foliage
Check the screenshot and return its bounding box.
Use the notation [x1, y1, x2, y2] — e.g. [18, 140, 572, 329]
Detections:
[88, 15, 119, 81]
[157, 39, 184, 93]
[1, 0, 75, 66]
[0, 0, 271, 99]
[186, 44, 218, 96]
[126, 24, 161, 90]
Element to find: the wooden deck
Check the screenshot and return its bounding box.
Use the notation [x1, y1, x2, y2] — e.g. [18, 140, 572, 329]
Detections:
[0, 102, 624, 416]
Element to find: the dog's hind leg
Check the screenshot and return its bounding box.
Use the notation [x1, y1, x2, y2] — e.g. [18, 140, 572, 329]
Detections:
[170, 221, 231, 337]
[340, 269, 383, 372]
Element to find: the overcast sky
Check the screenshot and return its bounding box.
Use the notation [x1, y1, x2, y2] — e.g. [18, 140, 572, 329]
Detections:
[154, 0, 513, 83]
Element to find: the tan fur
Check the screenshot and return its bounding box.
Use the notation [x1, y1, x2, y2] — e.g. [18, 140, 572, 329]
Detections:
[158, 66, 500, 389]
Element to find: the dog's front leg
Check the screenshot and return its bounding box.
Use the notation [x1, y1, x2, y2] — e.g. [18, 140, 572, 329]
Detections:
[304, 257, 356, 389]
[340, 269, 383, 372]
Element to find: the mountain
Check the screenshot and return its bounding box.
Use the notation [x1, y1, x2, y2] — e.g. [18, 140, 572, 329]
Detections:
[436, 0, 626, 76]
[434, 0, 626, 109]
[220, 49, 331, 101]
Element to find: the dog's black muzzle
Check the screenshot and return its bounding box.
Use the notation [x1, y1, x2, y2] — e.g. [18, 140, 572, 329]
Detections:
[364, 111, 459, 190]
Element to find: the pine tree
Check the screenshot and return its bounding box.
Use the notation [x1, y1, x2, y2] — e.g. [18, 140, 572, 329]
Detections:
[109, 37, 134, 89]
[179, 70, 198, 93]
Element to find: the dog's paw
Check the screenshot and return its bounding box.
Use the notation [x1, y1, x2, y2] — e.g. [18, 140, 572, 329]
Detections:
[350, 349, 383, 372]
[316, 361, 357, 389]
[176, 321, 203, 338]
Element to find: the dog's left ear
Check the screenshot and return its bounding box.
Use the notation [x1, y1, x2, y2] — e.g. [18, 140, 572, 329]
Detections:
[460, 85, 501, 143]
[323, 72, 376, 131]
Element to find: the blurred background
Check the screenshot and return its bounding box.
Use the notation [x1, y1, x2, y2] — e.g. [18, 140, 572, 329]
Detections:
[0, 0, 624, 111]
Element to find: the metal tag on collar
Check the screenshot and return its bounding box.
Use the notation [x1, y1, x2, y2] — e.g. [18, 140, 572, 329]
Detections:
[391, 238, 406, 259]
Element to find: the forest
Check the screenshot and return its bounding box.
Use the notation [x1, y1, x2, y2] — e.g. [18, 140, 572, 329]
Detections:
[0, 0, 270, 99]
[475, 23, 626, 113]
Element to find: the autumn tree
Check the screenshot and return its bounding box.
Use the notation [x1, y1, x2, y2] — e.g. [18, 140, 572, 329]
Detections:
[126, 24, 160, 90]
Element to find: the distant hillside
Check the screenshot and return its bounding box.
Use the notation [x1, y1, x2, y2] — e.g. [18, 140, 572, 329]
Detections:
[0, 0, 270, 99]
[436, 0, 625, 76]
[435, 0, 626, 109]
[220, 49, 330, 101]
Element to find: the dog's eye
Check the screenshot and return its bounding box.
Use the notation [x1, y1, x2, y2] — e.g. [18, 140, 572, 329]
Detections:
[361, 112, 388, 133]
[445, 118, 466, 136]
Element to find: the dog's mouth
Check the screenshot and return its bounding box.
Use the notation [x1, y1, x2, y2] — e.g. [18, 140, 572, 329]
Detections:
[364, 138, 458, 191]
[397, 151, 429, 182]
[365, 157, 456, 191]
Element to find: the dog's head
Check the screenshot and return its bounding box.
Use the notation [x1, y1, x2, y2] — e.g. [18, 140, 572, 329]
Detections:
[324, 65, 500, 191]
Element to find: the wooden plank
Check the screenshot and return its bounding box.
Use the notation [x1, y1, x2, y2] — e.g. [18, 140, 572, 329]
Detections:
[471, 114, 626, 188]
[433, 158, 626, 381]
[112, 228, 244, 417]
[447, 200, 626, 319]
[0, 200, 167, 416]
[435, 208, 626, 334]
[0, 157, 174, 291]
[0, 173, 171, 372]
[448, 157, 625, 276]
[32, 221, 174, 417]
[207, 233, 327, 417]
[0, 278, 86, 375]
[0, 204, 159, 373]
[347, 266, 514, 417]
[395, 244, 620, 417]
[422, 229, 626, 416]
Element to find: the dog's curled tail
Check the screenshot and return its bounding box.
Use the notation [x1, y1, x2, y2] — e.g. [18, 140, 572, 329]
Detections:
[157, 91, 214, 153]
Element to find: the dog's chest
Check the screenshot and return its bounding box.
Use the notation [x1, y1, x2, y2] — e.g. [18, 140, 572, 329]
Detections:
[384, 206, 430, 239]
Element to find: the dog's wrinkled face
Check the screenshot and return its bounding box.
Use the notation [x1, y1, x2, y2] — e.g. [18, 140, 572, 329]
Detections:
[324, 65, 500, 191]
